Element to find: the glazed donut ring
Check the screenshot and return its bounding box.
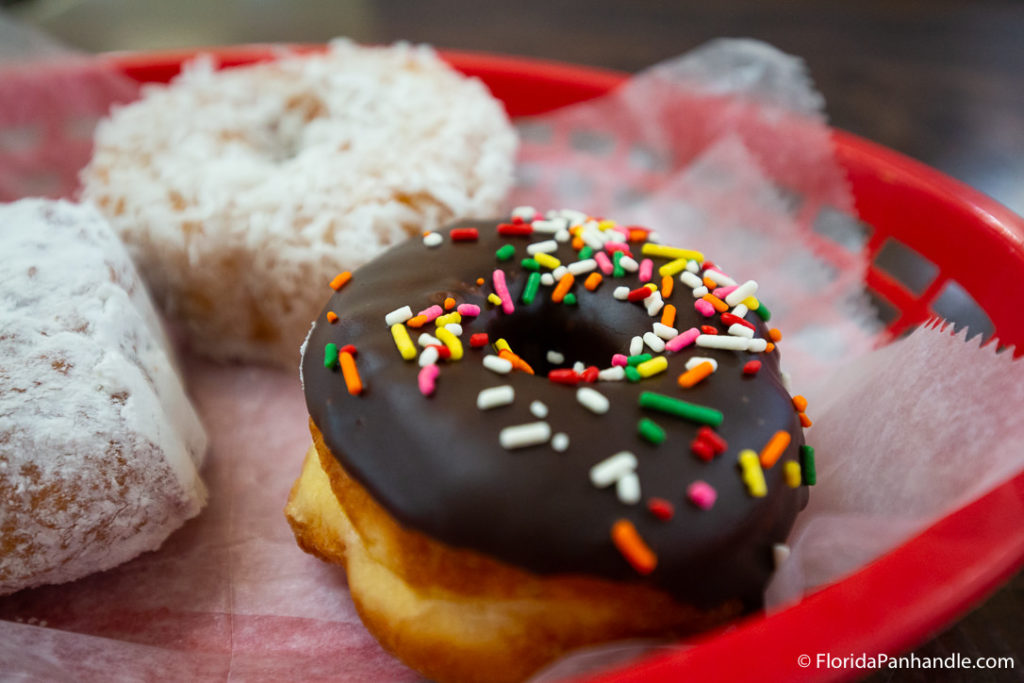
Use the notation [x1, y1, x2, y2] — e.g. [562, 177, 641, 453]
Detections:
[288, 210, 811, 681]
[81, 40, 517, 366]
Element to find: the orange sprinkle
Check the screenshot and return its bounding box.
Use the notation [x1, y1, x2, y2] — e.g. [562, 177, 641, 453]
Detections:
[326, 311, 339, 324]
[571, 235, 585, 250]
[702, 293, 729, 313]
[799, 412, 813, 428]
[677, 361, 714, 388]
[765, 342, 776, 353]
[628, 228, 648, 242]
[769, 328, 783, 342]
[406, 315, 428, 329]
[584, 272, 603, 291]
[660, 304, 677, 328]
[792, 395, 808, 412]
[552, 272, 575, 303]
[499, 348, 535, 375]
[660, 275, 674, 298]
[702, 276, 717, 289]
[339, 350, 363, 395]
[759, 430, 791, 469]
[611, 519, 657, 575]
[329, 271, 352, 291]
[476, 277, 485, 286]
[443, 297, 456, 311]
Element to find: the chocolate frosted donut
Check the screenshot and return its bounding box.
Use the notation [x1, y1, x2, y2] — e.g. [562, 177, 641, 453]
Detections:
[288, 208, 814, 682]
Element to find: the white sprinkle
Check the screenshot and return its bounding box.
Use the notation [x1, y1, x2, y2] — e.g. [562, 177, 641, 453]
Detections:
[731, 303, 749, 318]
[679, 271, 703, 289]
[552, 265, 569, 281]
[629, 335, 644, 356]
[567, 259, 597, 275]
[530, 400, 549, 418]
[589, 451, 637, 488]
[554, 229, 571, 243]
[477, 385, 515, 410]
[552, 433, 570, 452]
[782, 370, 793, 392]
[512, 205, 536, 220]
[581, 232, 605, 251]
[643, 331, 666, 353]
[598, 366, 626, 381]
[540, 273, 555, 286]
[532, 218, 567, 234]
[499, 421, 551, 449]
[418, 332, 441, 347]
[613, 286, 631, 301]
[618, 255, 640, 272]
[547, 350, 565, 365]
[573, 361, 586, 374]
[773, 543, 791, 569]
[696, 334, 751, 351]
[692, 286, 709, 298]
[483, 355, 513, 374]
[423, 231, 443, 248]
[527, 239, 558, 254]
[685, 356, 719, 371]
[445, 323, 463, 337]
[685, 259, 701, 273]
[728, 323, 754, 338]
[725, 280, 759, 307]
[577, 386, 610, 414]
[704, 268, 737, 287]
[647, 231, 662, 243]
[558, 208, 588, 225]
[644, 292, 664, 317]
[418, 346, 439, 368]
[384, 305, 413, 327]
[653, 322, 679, 340]
[748, 338, 769, 353]
[616, 472, 641, 505]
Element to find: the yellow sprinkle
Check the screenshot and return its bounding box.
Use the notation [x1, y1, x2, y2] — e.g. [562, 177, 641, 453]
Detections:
[657, 258, 690, 278]
[742, 295, 760, 310]
[784, 461, 802, 488]
[636, 356, 668, 378]
[739, 449, 767, 497]
[487, 293, 503, 306]
[493, 338, 511, 353]
[534, 253, 562, 270]
[641, 243, 704, 263]
[390, 323, 417, 361]
[435, 312, 462, 327]
[598, 219, 617, 231]
[435, 326, 464, 361]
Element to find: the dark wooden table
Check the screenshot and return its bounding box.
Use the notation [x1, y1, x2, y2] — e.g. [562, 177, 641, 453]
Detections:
[8, 0, 1023, 679]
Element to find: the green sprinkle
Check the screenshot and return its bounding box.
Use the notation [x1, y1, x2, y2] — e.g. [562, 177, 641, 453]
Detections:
[521, 258, 540, 271]
[612, 250, 625, 278]
[638, 391, 723, 427]
[563, 292, 577, 306]
[627, 353, 653, 366]
[578, 246, 594, 260]
[521, 271, 541, 304]
[637, 418, 666, 444]
[800, 445, 816, 485]
[324, 343, 339, 369]
[496, 244, 515, 261]
[754, 301, 772, 321]
[625, 366, 642, 382]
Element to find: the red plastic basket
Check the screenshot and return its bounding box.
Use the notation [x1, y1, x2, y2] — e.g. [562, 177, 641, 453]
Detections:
[24, 46, 1024, 681]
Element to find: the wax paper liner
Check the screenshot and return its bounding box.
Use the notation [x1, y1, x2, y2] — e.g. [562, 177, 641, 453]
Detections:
[2, 28, 1023, 682]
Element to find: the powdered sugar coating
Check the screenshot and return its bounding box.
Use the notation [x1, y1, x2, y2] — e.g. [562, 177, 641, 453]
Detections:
[81, 39, 518, 366]
[0, 199, 208, 596]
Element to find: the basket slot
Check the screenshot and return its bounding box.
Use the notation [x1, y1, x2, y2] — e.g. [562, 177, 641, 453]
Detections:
[931, 280, 995, 342]
[873, 237, 940, 295]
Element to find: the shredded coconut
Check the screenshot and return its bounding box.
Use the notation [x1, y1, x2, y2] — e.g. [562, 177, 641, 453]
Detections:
[0, 199, 208, 596]
[81, 39, 518, 366]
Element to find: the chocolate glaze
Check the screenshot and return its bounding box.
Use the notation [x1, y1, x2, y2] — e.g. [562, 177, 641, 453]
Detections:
[303, 219, 808, 609]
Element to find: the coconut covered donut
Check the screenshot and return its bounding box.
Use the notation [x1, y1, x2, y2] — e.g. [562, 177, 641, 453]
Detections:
[286, 209, 815, 683]
[81, 39, 517, 366]
[0, 199, 208, 596]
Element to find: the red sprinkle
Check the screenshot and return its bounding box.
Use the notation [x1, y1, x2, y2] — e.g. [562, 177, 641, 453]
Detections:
[581, 366, 600, 383]
[604, 242, 633, 257]
[497, 222, 533, 236]
[627, 286, 654, 302]
[427, 344, 452, 360]
[469, 333, 490, 348]
[742, 360, 762, 376]
[696, 426, 727, 454]
[339, 344, 357, 356]
[690, 439, 715, 461]
[451, 228, 479, 242]
[548, 369, 583, 385]
[700, 325, 718, 335]
[701, 260, 716, 271]
[720, 312, 755, 330]
[647, 498, 675, 521]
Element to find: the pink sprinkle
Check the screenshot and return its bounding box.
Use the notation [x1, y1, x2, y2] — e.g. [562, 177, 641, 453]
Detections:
[611, 353, 628, 367]
[687, 481, 717, 510]
[604, 242, 632, 256]
[611, 224, 631, 237]
[418, 305, 443, 322]
[638, 258, 654, 283]
[457, 303, 480, 317]
[418, 364, 439, 396]
[694, 299, 715, 317]
[713, 284, 738, 299]
[594, 251, 614, 275]
[666, 327, 700, 352]
[492, 269, 515, 314]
